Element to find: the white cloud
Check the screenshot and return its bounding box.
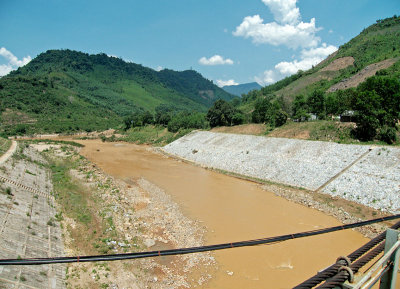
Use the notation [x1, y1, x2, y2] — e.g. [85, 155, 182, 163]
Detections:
[216, 79, 238, 87]
[261, 0, 300, 25]
[233, 0, 321, 49]
[199, 55, 234, 66]
[233, 15, 320, 49]
[155, 65, 163, 71]
[0, 64, 13, 77]
[235, 1, 337, 85]
[275, 43, 337, 74]
[300, 43, 337, 59]
[256, 43, 337, 85]
[0, 47, 31, 77]
[255, 70, 278, 85]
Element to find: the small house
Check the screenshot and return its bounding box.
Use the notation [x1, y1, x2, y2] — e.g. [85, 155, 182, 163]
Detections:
[340, 110, 355, 122]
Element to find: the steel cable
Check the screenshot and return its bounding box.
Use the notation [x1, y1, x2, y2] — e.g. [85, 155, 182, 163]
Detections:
[0, 214, 399, 266]
[316, 242, 386, 288]
[293, 219, 400, 288]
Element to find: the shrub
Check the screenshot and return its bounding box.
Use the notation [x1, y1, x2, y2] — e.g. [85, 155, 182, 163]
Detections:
[378, 125, 398, 144]
[231, 112, 245, 125]
[168, 112, 208, 132]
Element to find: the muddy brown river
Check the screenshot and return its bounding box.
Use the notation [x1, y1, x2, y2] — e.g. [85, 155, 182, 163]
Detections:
[74, 140, 368, 288]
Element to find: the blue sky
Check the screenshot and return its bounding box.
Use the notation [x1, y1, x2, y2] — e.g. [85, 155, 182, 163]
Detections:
[1, 0, 399, 86]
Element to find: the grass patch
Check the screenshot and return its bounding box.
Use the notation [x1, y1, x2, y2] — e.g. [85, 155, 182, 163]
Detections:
[29, 139, 84, 147]
[121, 125, 193, 146]
[267, 120, 353, 142]
[265, 120, 399, 145]
[44, 147, 124, 255]
[0, 137, 12, 156]
[4, 187, 12, 196]
[25, 169, 37, 176]
[50, 159, 92, 226]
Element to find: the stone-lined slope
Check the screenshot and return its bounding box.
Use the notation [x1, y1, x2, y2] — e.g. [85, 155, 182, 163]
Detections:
[163, 131, 400, 213]
[163, 131, 370, 190]
[323, 146, 400, 212]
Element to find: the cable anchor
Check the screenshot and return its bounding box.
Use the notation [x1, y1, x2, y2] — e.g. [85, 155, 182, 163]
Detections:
[336, 256, 351, 266]
[338, 266, 354, 283]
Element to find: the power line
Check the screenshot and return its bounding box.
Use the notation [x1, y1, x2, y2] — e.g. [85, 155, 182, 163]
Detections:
[1, 214, 399, 266]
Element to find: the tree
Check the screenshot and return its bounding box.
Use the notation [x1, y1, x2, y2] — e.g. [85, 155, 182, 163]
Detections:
[292, 94, 308, 121]
[123, 111, 154, 130]
[155, 104, 173, 126]
[231, 112, 245, 125]
[352, 90, 382, 140]
[252, 97, 287, 127]
[167, 111, 208, 132]
[307, 90, 325, 118]
[274, 110, 288, 127]
[206, 99, 235, 127]
[352, 76, 400, 142]
[325, 93, 339, 115]
[378, 125, 398, 144]
[266, 101, 287, 127]
[252, 97, 271, 123]
[230, 97, 241, 107]
[142, 111, 154, 125]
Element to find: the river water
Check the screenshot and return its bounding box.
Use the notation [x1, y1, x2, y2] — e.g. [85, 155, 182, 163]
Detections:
[74, 140, 368, 288]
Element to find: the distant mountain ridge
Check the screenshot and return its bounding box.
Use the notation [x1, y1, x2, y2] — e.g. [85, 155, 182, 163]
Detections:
[0, 49, 234, 135]
[222, 82, 262, 96]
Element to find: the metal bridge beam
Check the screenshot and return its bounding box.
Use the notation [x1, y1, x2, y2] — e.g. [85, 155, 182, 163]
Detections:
[338, 229, 400, 289]
[379, 229, 400, 289]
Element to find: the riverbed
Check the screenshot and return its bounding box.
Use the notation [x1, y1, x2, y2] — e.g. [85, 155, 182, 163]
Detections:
[74, 140, 368, 288]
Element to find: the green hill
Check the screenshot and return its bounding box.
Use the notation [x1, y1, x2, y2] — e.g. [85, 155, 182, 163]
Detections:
[241, 15, 400, 114]
[0, 49, 234, 135]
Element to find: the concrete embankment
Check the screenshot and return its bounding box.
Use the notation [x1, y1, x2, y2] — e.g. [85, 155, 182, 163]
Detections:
[0, 144, 65, 289]
[163, 131, 400, 213]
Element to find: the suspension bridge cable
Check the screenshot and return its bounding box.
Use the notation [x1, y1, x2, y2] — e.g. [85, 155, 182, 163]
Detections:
[1, 214, 399, 266]
[294, 219, 400, 288]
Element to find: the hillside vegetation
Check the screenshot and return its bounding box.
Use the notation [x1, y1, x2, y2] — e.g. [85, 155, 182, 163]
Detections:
[240, 16, 400, 112]
[229, 16, 400, 144]
[0, 49, 233, 136]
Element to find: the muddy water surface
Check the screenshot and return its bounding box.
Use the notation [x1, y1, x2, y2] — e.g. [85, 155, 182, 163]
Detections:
[75, 140, 368, 288]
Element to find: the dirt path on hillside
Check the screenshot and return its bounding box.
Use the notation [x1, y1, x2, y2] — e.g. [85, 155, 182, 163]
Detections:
[0, 140, 17, 165]
[328, 58, 399, 92]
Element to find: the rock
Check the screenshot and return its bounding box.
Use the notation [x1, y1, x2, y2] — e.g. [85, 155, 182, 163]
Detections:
[144, 238, 156, 248]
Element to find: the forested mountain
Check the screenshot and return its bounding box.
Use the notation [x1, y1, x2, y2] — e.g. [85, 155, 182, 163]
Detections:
[241, 16, 400, 113]
[0, 49, 234, 135]
[222, 82, 262, 97]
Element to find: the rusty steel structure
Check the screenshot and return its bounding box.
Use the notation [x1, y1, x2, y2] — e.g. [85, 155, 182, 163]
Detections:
[295, 221, 400, 289]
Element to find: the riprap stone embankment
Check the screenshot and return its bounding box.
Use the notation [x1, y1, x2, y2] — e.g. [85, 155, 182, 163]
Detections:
[163, 131, 400, 213]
